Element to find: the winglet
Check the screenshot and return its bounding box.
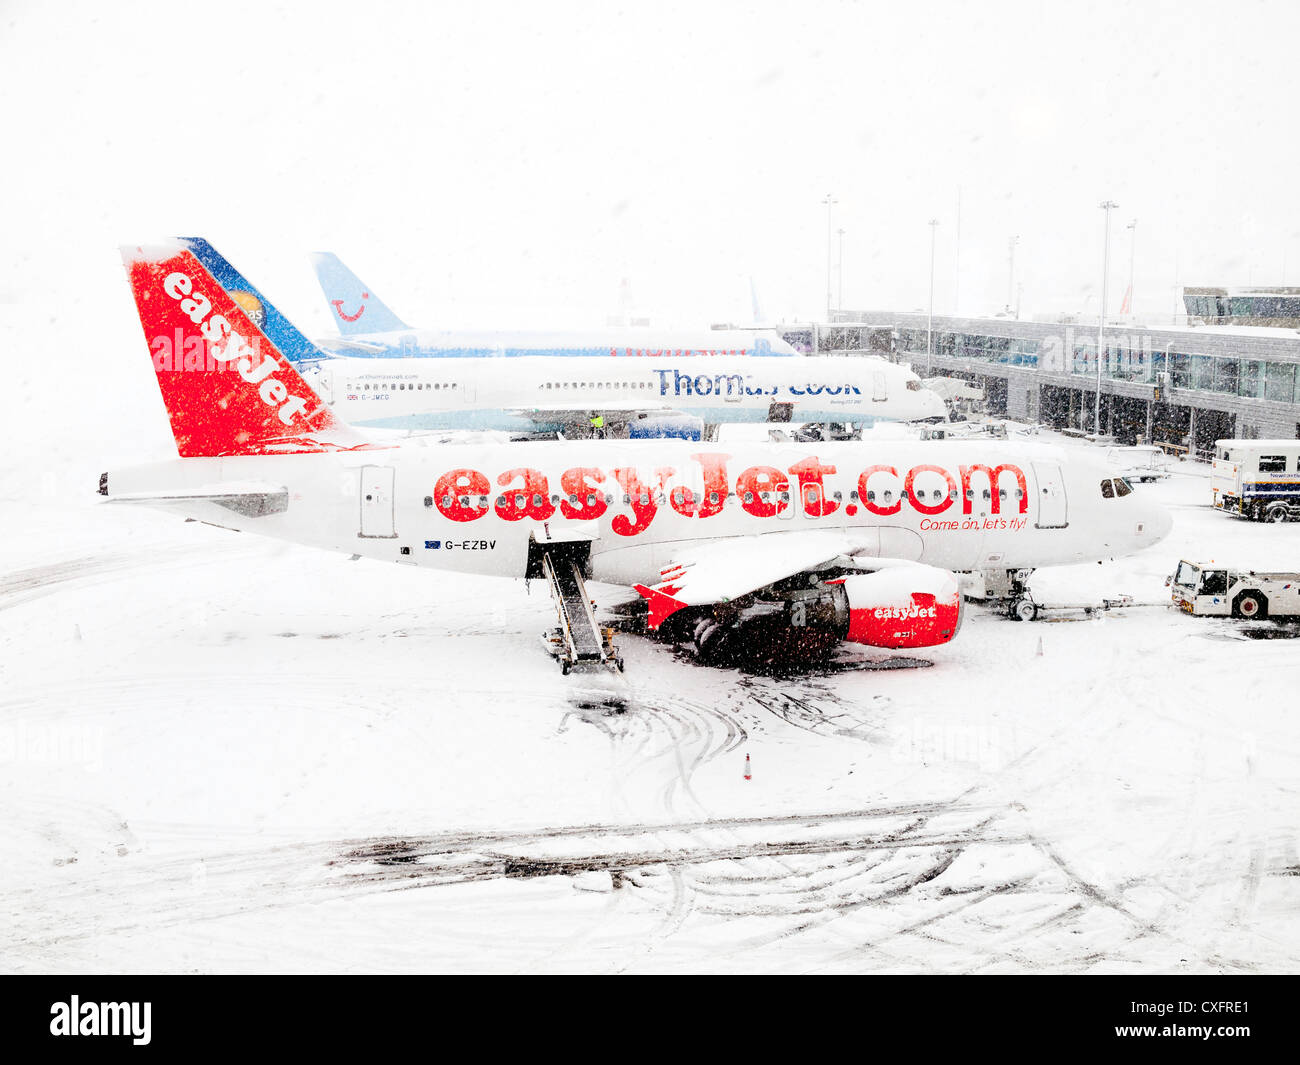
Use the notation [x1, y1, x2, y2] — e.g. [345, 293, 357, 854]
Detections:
[633, 583, 688, 629]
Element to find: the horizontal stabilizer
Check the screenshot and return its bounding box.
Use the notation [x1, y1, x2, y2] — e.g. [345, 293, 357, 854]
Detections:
[633, 583, 688, 629]
[100, 478, 289, 518]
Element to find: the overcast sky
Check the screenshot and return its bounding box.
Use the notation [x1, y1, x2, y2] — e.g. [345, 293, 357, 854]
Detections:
[3, 0, 1299, 332]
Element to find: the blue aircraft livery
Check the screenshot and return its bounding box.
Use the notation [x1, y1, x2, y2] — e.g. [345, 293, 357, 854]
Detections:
[310, 251, 799, 359]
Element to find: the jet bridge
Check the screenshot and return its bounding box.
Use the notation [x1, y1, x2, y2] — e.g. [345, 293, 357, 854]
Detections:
[538, 547, 623, 674]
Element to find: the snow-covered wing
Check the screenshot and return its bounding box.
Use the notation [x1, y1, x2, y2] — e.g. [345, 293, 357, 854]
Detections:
[633, 529, 868, 628]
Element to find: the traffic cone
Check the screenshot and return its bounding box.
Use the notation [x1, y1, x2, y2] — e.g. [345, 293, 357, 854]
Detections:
[1035, 636, 1043, 657]
[744, 753, 752, 781]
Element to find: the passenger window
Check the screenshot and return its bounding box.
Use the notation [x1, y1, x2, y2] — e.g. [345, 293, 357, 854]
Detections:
[1101, 480, 1114, 498]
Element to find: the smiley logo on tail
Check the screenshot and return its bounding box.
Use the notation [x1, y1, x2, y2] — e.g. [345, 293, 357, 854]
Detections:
[331, 293, 369, 322]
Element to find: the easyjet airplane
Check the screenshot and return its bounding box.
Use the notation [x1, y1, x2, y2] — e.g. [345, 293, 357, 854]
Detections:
[177, 238, 947, 437]
[102, 242, 1172, 666]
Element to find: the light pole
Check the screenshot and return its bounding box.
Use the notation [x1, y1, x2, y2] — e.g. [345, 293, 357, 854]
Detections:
[1097, 200, 1119, 434]
[837, 227, 845, 313]
[927, 218, 940, 376]
[1007, 235, 1019, 314]
[822, 193, 837, 321]
[1125, 219, 1137, 314]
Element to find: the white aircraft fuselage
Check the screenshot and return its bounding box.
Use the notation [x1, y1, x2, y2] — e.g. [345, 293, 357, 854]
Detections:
[105, 439, 1170, 586]
[303, 354, 947, 432]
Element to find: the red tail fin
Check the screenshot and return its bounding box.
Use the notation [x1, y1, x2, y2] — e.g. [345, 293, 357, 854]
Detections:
[121, 242, 366, 457]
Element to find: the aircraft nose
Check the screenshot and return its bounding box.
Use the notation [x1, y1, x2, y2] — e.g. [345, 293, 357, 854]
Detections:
[1142, 499, 1173, 544]
[921, 389, 947, 418]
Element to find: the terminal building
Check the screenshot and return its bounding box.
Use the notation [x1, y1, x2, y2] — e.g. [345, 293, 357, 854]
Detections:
[1183, 287, 1300, 328]
[776, 312, 1300, 456]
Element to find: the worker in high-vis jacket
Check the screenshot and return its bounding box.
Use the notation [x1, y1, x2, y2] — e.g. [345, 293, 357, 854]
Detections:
[589, 411, 605, 439]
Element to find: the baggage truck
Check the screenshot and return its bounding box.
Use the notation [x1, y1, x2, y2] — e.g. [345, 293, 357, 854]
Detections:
[1211, 439, 1300, 522]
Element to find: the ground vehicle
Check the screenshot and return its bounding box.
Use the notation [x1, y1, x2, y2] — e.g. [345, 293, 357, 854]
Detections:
[1211, 439, 1300, 521]
[1167, 560, 1300, 619]
[1105, 445, 1171, 483]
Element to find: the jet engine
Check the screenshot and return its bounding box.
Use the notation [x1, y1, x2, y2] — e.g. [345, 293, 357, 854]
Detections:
[829, 565, 963, 649]
[681, 562, 963, 665]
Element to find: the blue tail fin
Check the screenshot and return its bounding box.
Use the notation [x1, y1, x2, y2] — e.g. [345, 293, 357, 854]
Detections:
[309, 252, 408, 335]
[179, 238, 333, 365]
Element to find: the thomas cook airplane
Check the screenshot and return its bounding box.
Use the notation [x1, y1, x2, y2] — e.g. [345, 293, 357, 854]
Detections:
[309, 249, 799, 359]
[167, 239, 949, 438]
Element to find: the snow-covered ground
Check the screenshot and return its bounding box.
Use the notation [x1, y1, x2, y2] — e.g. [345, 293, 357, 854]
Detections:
[1, 302, 1297, 972]
[3, 436, 1297, 974]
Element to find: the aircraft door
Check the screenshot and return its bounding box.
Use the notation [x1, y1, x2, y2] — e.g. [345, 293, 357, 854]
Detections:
[359, 465, 397, 538]
[873, 371, 888, 402]
[799, 480, 843, 523]
[308, 363, 333, 404]
[1032, 461, 1069, 528]
[776, 481, 796, 520]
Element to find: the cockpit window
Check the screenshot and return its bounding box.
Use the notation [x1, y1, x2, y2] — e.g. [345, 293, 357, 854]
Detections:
[1100, 479, 1114, 499]
[1114, 477, 1133, 497]
[906, 379, 921, 391]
